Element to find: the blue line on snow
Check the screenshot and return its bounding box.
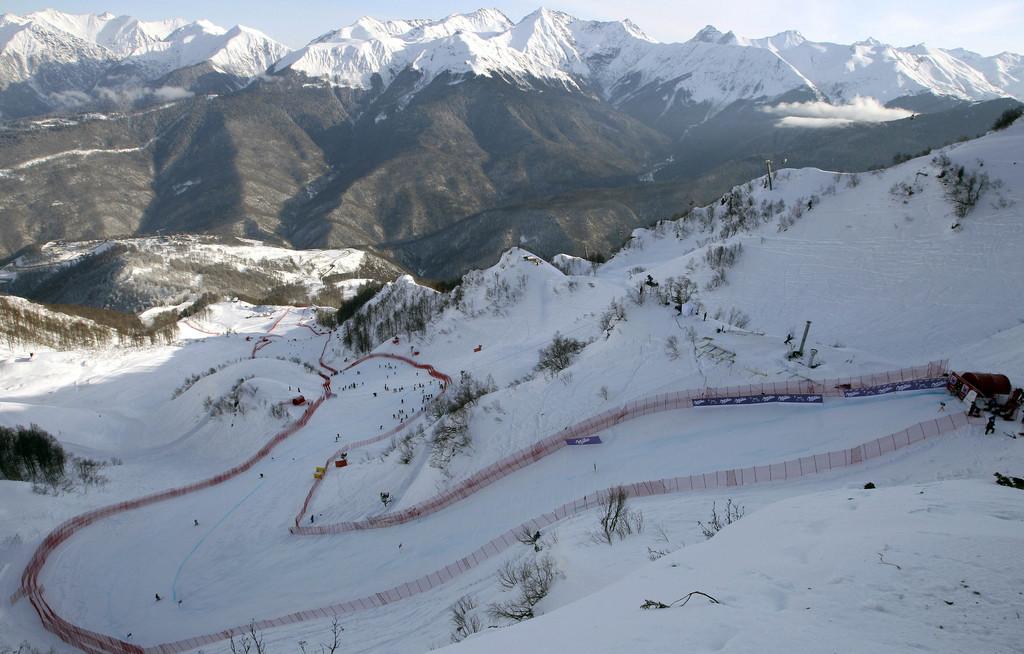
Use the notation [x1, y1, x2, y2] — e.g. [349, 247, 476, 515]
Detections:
[172, 479, 266, 603]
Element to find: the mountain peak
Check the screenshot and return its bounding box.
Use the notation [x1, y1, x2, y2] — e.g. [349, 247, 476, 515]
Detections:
[769, 29, 806, 49]
[693, 25, 725, 43]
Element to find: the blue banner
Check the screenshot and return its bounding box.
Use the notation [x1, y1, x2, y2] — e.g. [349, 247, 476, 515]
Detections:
[692, 394, 823, 407]
[565, 436, 603, 446]
[843, 378, 948, 398]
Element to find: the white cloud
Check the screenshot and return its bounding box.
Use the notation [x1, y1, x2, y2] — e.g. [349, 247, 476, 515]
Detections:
[93, 85, 194, 104]
[763, 96, 914, 128]
[775, 116, 856, 128]
[151, 86, 194, 101]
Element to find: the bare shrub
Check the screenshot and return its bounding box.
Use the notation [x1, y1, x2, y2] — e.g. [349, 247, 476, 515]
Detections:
[536, 333, 587, 375]
[429, 409, 470, 469]
[704, 243, 743, 270]
[397, 427, 421, 464]
[450, 595, 483, 643]
[430, 372, 496, 420]
[73, 457, 107, 488]
[698, 499, 745, 539]
[725, 307, 751, 329]
[228, 620, 265, 654]
[935, 154, 992, 219]
[593, 486, 644, 545]
[705, 269, 727, 290]
[488, 555, 559, 622]
[598, 300, 627, 335]
[665, 336, 681, 360]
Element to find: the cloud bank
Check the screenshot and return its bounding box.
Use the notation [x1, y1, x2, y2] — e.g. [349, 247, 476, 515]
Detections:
[763, 96, 914, 128]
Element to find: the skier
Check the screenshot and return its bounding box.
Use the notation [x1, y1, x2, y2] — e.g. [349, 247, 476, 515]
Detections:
[784, 333, 794, 346]
[155, 593, 161, 602]
[310, 514, 315, 524]
[193, 519, 199, 527]
[985, 416, 996, 435]
[938, 401, 946, 412]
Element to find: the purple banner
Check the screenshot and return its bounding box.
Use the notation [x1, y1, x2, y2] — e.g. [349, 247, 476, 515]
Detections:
[843, 378, 948, 398]
[692, 394, 823, 407]
[565, 436, 603, 446]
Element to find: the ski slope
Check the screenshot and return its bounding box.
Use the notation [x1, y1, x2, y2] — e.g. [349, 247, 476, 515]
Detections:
[2, 123, 1023, 653]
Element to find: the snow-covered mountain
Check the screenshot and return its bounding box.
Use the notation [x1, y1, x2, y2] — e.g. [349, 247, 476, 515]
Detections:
[720, 27, 1007, 102]
[128, 21, 290, 79]
[25, 8, 188, 57]
[272, 8, 816, 109]
[274, 8, 1021, 112]
[0, 9, 289, 117]
[3, 7, 1021, 121]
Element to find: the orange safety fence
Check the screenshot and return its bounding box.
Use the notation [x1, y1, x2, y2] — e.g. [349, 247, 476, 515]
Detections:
[293, 360, 949, 534]
[155, 410, 974, 654]
[15, 358, 964, 654]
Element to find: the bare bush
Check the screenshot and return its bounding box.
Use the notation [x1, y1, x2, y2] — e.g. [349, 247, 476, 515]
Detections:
[430, 372, 496, 421]
[598, 300, 627, 336]
[397, 427, 421, 464]
[705, 243, 743, 270]
[204, 376, 256, 417]
[698, 499, 745, 539]
[536, 333, 587, 375]
[935, 154, 992, 219]
[228, 620, 265, 654]
[593, 486, 645, 545]
[450, 595, 483, 643]
[665, 336, 681, 360]
[429, 409, 471, 469]
[725, 307, 751, 330]
[488, 555, 559, 622]
[705, 269, 727, 290]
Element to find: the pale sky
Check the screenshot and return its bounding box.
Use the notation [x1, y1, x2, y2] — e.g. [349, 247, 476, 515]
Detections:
[5, 0, 1023, 56]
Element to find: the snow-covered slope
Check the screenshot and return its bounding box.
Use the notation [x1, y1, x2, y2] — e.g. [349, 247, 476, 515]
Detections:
[608, 119, 1024, 368]
[446, 480, 1024, 654]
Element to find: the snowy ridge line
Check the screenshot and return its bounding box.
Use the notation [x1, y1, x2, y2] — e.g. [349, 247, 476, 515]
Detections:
[153, 411, 975, 654]
[292, 361, 949, 535]
[293, 352, 453, 529]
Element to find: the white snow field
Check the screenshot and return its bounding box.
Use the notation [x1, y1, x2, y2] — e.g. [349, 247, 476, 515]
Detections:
[1, 122, 1023, 653]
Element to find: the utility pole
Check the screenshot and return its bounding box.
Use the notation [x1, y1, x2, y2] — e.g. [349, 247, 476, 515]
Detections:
[765, 159, 774, 191]
[796, 320, 812, 358]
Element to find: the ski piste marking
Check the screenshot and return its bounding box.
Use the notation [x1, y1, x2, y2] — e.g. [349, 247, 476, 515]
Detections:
[15, 349, 964, 653]
[171, 479, 267, 603]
